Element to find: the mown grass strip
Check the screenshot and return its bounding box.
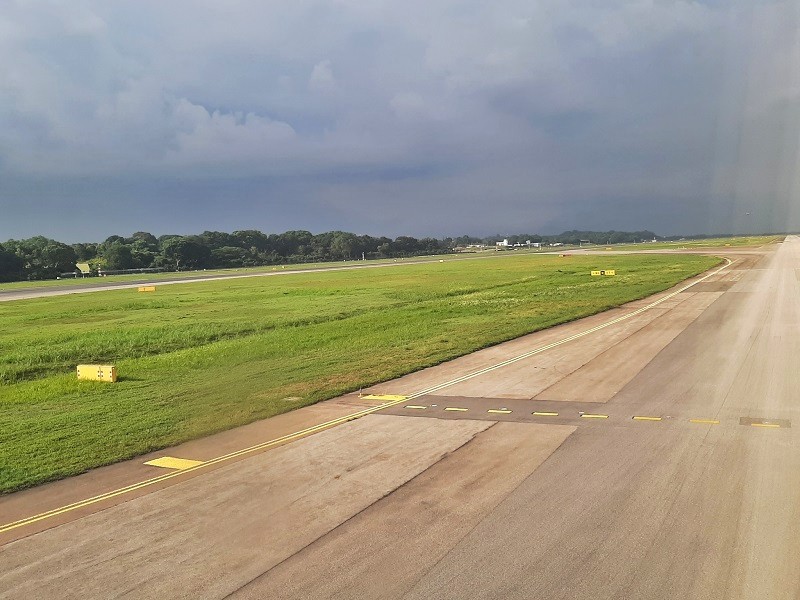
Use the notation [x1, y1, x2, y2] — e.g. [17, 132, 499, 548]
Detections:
[0, 252, 719, 493]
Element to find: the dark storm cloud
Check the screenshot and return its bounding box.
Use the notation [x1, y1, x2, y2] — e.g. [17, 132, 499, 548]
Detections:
[0, 0, 797, 241]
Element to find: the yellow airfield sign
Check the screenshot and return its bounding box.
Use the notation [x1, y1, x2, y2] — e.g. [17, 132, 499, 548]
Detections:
[591, 270, 616, 276]
[77, 364, 117, 382]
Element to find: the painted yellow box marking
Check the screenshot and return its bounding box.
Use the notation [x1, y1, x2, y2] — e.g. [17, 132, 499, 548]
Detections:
[144, 457, 204, 470]
[76, 364, 117, 383]
[533, 411, 559, 416]
[632, 416, 662, 421]
[690, 419, 719, 425]
[404, 405, 427, 410]
[138, 286, 156, 292]
[445, 407, 469, 412]
[581, 413, 609, 419]
[362, 394, 408, 401]
[487, 409, 512, 414]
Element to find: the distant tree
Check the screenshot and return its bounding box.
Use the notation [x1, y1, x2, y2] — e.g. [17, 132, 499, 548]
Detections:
[329, 231, 359, 260]
[71, 243, 98, 261]
[232, 230, 271, 251]
[4, 237, 77, 279]
[211, 246, 247, 268]
[129, 231, 159, 248]
[103, 235, 126, 246]
[102, 242, 135, 271]
[160, 237, 211, 270]
[0, 244, 24, 282]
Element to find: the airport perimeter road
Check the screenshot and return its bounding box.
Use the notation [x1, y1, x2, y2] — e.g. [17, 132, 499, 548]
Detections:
[1, 238, 798, 599]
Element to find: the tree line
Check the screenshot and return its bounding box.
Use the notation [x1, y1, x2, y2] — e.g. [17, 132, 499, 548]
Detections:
[0, 228, 663, 282]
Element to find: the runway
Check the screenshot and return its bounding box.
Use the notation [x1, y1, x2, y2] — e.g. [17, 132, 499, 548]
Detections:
[1, 237, 797, 599]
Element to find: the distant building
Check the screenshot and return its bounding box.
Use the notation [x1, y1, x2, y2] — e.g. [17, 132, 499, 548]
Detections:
[496, 239, 509, 248]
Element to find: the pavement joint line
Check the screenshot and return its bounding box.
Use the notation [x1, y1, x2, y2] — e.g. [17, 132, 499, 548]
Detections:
[404, 258, 733, 399]
[690, 419, 720, 425]
[533, 411, 559, 416]
[632, 416, 662, 421]
[444, 407, 469, 412]
[0, 258, 735, 536]
[581, 414, 609, 419]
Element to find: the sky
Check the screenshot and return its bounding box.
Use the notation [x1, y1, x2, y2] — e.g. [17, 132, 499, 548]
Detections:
[0, 1, 798, 242]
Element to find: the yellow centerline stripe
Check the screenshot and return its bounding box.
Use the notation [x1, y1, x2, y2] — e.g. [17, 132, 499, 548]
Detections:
[444, 407, 468, 412]
[581, 414, 609, 419]
[632, 416, 662, 421]
[0, 258, 734, 535]
[533, 411, 559, 416]
[404, 405, 427, 410]
[403, 258, 734, 399]
[487, 409, 512, 414]
[751, 423, 781, 428]
[0, 395, 412, 535]
[690, 419, 719, 425]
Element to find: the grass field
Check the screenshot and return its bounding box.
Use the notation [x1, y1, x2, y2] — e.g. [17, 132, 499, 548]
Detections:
[0, 252, 719, 493]
[594, 235, 783, 252]
[0, 256, 428, 291]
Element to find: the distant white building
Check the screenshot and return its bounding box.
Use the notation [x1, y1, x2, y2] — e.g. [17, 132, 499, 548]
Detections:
[496, 239, 509, 248]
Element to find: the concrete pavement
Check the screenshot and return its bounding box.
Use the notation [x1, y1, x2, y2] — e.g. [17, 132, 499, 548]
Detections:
[1, 237, 797, 599]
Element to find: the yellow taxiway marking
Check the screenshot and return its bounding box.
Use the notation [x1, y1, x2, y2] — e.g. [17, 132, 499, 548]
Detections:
[144, 457, 204, 470]
[751, 423, 781, 428]
[1, 258, 737, 536]
[533, 411, 559, 416]
[0, 394, 413, 536]
[444, 407, 469, 412]
[690, 419, 720, 425]
[362, 394, 407, 401]
[632, 416, 662, 422]
[581, 414, 609, 419]
[404, 258, 734, 399]
[487, 409, 512, 414]
[404, 405, 427, 410]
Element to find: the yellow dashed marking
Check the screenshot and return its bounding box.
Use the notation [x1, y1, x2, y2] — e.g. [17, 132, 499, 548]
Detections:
[404, 405, 427, 410]
[632, 416, 662, 421]
[690, 419, 719, 425]
[444, 407, 469, 412]
[751, 423, 781, 429]
[533, 411, 559, 416]
[144, 457, 204, 470]
[487, 409, 512, 414]
[362, 394, 407, 401]
[581, 414, 609, 419]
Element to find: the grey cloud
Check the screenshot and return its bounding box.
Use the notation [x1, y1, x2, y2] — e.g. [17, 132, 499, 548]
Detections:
[0, 0, 797, 241]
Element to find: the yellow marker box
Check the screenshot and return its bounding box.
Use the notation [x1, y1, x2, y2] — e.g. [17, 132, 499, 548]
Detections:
[77, 364, 117, 383]
[138, 286, 156, 292]
[591, 270, 616, 276]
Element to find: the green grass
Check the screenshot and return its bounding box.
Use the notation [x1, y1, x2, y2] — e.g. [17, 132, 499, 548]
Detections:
[593, 235, 783, 252]
[0, 252, 720, 493]
[0, 256, 429, 291]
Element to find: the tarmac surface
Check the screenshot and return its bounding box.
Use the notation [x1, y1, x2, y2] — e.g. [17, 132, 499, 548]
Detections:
[1, 237, 797, 599]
